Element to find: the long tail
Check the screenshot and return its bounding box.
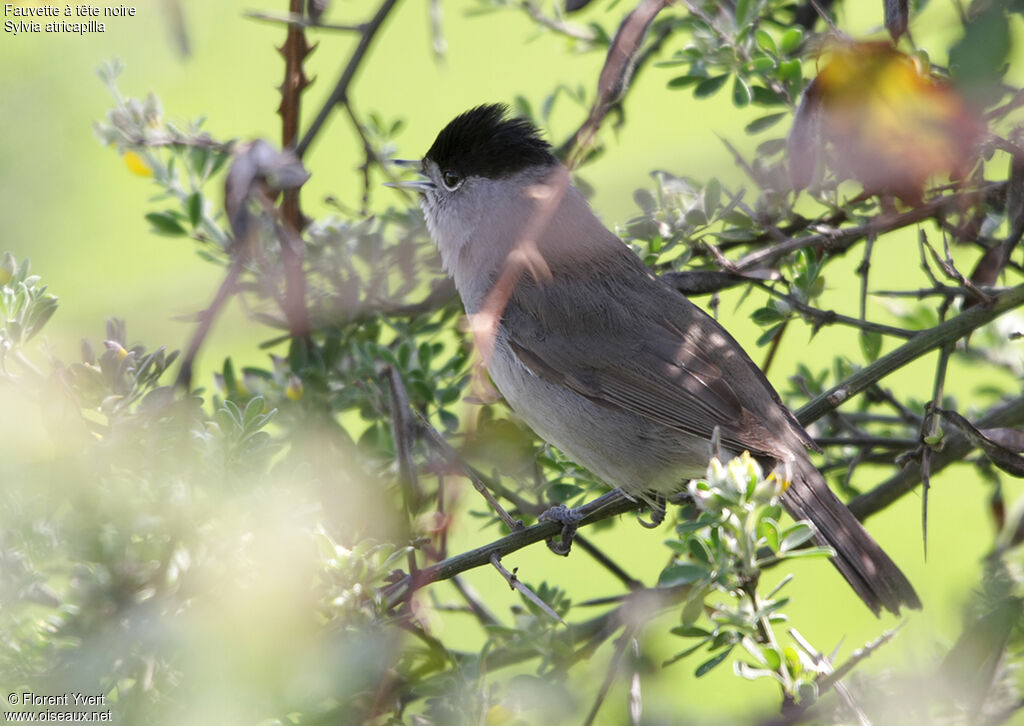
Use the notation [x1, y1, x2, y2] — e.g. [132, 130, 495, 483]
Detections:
[780, 456, 921, 616]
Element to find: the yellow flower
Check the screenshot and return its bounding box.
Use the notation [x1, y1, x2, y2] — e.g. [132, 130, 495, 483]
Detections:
[285, 375, 304, 401]
[485, 705, 513, 726]
[123, 150, 153, 177]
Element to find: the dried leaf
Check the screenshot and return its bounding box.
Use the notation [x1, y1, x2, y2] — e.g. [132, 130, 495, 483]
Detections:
[224, 140, 310, 240]
[797, 41, 983, 203]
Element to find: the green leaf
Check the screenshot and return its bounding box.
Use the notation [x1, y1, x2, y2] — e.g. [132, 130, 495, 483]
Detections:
[680, 592, 705, 626]
[688, 537, 713, 565]
[242, 396, 267, 429]
[663, 637, 712, 666]
[948, 3, 1011, 105]
[732, 76, 752, 107]
[696, 647, 733, 677]
[289, 336, 309, 372]
[668, 75, 704, 89]
[186, 192, 202, 227]
[670, 625, 712, 638]
[757, 517, 780, 551]
[780, 27, 804, 54]
[751, 306, 783, 326]
[779, 523, 815, 552]
[777, 59, 802, 83]
[751, 86, 785, 106]
[734, 0, 751, 25]
[694, 75, 730, 98]
[747, 57, 775, 75]
[745, 112, 787, 134]
[755, 29, 777, 55]
[756, 322, 784, 347]
[778, 546, 834, 560]
[703, 178, 721, 218]
[659, 563, 710, 587]
[145, 211, 187, 237]
[860, 330, 882, 362]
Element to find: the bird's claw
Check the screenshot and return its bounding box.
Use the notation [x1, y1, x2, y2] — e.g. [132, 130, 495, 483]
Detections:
[539, 503, 583, 556]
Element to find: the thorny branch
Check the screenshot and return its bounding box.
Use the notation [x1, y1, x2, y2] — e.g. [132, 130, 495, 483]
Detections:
[278, 0, 313, 338]
[851, 394, 1024, 521]
[795, 283, 1024, 425]
[296, 0, 401, 157]
[563, 0, 672, 168]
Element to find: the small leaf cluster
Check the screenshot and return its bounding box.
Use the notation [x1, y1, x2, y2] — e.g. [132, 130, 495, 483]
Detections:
[0, 253, 58, 371]
[658, 1, 806, 110]
[660, 453, 830, 701]
[94, 60, 232, 252]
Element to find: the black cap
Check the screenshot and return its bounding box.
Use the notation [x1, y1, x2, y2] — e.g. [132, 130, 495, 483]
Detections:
[425, 104, 557, 180]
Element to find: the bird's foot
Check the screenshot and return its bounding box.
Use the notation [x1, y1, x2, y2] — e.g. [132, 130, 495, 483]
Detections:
[539, 503, 584, 556]
[637, 493, 666, 529]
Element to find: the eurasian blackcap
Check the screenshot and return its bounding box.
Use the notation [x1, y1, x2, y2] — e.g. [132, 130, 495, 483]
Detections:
[396, 104, 920, 616]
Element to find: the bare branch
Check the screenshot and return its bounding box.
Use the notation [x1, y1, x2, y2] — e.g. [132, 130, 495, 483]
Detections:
[243, 8, 366, 32]
[490, 553, 566, 624]
[382, 490, 640, 608]
[417, 413, 524, 532]
[296, 0, 401, 158]
[795, 283, 1024, 426]
[850, 394, 1024, 521]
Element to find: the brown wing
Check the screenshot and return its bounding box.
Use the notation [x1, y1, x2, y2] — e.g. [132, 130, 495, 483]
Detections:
[501, 249, 814, 459]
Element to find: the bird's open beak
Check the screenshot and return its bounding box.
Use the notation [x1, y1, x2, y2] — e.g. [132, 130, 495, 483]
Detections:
[384, 158, 435, 192]
[384, 177, 435, 192]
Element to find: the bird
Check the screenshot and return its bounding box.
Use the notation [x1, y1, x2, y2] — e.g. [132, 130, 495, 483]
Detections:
[392, 103, 921, 616]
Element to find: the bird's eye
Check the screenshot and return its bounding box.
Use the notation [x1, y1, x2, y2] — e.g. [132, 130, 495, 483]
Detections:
[441, 170, 462, 190]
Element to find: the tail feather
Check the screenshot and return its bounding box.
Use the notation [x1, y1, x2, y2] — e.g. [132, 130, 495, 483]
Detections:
[780, 456, 921, 616]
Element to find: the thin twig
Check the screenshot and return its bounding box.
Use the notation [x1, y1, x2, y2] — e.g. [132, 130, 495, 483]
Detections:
[386, 366, 423, 514]
[575, 534, 643, 590]
[520, 0, 597, 41]
[450, 575, 501, 627]
[417, 413, 524, 532]
[343, 99, 375, 215]
[788, 628, 870, 726]
[734, 185, 998, 273]
[867, 385, 925, 427]
[920, 345, 952, 558]
[490, 553, 566, 624]
[296, 0, 401, 157]
[757, 284, 916, 339]
[794, 283, 1024, 426]
[243, 9, 366, 32]
[850, 393, 1024, 521]
[175, 257, 243, 388]
[563, 0, 671, 169]
[582, 625, 638, 726]
[858, 233, 875, 323]
[818, 626, 903, 692]
[382, 490, 638, 607]
[761, 319, 788, 374]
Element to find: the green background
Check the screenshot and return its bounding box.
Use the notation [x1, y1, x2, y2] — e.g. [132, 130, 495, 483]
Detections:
[1, 1, 1021, 721]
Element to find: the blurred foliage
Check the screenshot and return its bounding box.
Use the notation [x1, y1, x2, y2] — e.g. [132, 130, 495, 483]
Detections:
[3, 0, 1024, 725]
